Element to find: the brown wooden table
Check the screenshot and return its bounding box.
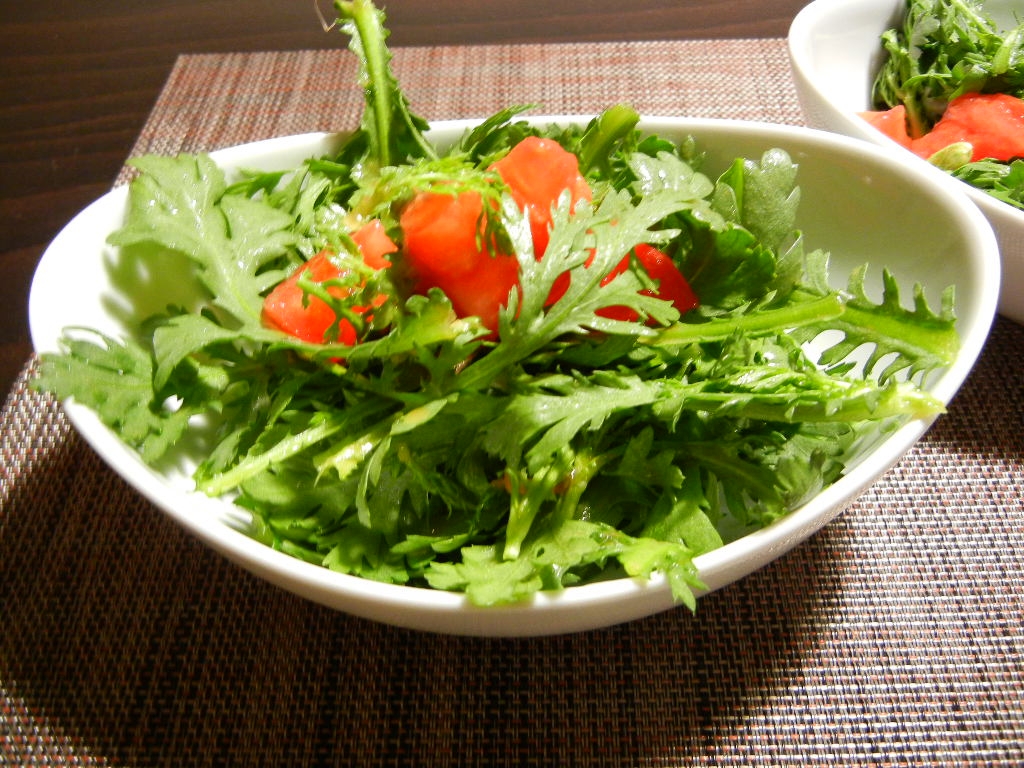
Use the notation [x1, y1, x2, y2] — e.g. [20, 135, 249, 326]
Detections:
[0, 0, 807, 398]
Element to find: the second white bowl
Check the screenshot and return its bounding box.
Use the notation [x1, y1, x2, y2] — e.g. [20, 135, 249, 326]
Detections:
[788, 0, 1024, 324]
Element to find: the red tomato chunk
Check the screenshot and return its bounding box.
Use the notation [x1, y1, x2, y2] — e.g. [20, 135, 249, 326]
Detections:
[399, 189, 520, 332]
[490, 136, 594, 256]
[262, 220, 396, 344]
[912, 93, 1024, 162]
[860, 93, 1024, 163]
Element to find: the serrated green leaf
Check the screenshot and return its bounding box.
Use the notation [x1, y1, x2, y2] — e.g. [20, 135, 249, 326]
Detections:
[33, 330, 194, 462]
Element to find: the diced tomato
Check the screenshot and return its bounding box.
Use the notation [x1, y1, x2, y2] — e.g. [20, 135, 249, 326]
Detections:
[596, 245, 699, 322]
[399, 190, 519, 332]
[262, 221, 396, 344]
[859, 105, 914, 148]
[490, 136, 593, 256]
[351, 218, 398, 269]
[634, 244, 699, 313]
[861, 94, 1024, 163]
[909, 92, 1024, 162]
[491, 136, 594, 307]
[263, 251, 352, 344]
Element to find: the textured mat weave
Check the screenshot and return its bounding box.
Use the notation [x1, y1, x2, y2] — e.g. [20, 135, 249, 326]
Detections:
[2, 39, 1022, 766]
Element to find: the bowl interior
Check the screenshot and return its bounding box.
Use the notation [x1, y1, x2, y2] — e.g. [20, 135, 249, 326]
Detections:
[789, 0, 904, 115]
[28, 118, 999, 636]
[633, 118, 995, 384]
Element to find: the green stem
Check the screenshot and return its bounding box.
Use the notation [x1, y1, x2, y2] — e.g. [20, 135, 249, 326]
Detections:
[645, 292, 846, 348]
[576, 104, 640, 176]
[338, 0, 393, 165]
[660, 377, 945, 423]
[198, 416, 347, 496]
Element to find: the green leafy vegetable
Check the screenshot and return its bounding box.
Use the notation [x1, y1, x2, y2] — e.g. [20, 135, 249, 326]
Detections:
[953, 156, 1024, 207]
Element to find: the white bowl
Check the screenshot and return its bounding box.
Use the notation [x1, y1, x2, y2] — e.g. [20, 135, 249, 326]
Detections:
[788, 0, 1024, 325]
[29, 118, 999, 636]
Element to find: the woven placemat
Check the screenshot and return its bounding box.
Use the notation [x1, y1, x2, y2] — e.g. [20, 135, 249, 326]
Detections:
[2, 39, 1022, 767]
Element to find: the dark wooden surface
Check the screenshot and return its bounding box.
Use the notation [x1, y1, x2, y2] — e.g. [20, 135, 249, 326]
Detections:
[0, 0, 804, 397]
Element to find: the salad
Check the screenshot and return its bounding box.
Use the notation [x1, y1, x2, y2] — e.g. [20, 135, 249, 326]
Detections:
[33, 0, 959, 609]
[863, 0, 1024, 209]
